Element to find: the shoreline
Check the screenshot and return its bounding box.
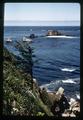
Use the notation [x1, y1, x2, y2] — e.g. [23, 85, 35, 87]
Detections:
[33, 79, 80, 117]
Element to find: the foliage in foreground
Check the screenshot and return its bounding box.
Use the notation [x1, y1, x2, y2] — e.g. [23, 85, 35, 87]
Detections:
[3, 46, 53, 116]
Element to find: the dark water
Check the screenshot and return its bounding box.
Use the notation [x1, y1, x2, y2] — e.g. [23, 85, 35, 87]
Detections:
[4, 26, 80, 99]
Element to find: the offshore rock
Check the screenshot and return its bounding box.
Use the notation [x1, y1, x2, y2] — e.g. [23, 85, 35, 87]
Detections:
[46, 30, 62, 36]
[29, 34, 37, 39]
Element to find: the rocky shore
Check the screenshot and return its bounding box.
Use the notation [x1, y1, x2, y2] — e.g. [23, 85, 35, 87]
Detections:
[33, 79, 80, 117]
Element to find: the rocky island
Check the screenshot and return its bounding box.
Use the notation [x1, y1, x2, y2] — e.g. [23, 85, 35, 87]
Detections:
[46, 30, 62, 36]
[45, 30, 73, 39]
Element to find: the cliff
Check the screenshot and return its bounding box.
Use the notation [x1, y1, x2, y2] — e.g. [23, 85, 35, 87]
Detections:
[3, 44, 53, 116]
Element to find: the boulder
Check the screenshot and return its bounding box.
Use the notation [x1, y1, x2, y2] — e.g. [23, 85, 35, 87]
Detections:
[70, 101, 80, 116]
[56, 87, 64, 95]
[29, 34, 36, 39]
[56, 87, 64, 101]
[50, 87, 70, 116]
[69, 112, 76, 117]
[70, 101, 80, 110]
[63, 98, 80, 117]
[62, 113, 70, 117]
[72, 107, 80, 112]
[69, 98, 76, 106]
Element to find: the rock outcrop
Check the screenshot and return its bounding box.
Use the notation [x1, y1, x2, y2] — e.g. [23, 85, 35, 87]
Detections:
[39, 86, 80, 117]
[46, 30, 62, 36]
[29, 34, 37, 39]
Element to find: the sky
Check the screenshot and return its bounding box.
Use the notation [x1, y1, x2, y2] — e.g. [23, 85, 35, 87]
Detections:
[4, 3, 80, 26]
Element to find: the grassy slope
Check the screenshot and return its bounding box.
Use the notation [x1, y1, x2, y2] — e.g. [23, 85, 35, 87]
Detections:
[3, 47, 53, 116]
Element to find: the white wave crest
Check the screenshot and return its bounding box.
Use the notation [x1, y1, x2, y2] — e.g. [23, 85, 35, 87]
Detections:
[62, 79, 76, 84]
[61, 68, 76, 72]
[46, 35, 78, 39]
[76, 94, 80, 100]
[40, 78, 79, 90]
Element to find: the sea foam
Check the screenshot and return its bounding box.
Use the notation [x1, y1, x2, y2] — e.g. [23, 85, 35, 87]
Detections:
[61, 68, 76, 72]
[40, 78, 79, 89]
[46, 35, 79, 39]
[62, 79, 76, 84]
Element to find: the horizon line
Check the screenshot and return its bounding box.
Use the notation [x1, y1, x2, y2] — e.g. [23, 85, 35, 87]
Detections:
[5, 20, 80, 22]
[4, 25, 80, 27]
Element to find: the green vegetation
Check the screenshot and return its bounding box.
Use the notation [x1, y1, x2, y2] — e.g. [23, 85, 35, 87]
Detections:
[3, 44, 53, 116]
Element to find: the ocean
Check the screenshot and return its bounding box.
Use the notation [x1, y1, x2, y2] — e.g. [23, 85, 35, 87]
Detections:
[4, 26, 80, 99]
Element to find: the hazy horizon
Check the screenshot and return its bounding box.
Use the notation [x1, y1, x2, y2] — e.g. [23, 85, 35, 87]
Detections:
[4, 20, 80, 26]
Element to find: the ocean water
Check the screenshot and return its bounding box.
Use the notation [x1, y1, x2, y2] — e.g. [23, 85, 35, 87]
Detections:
[4, 26, 80, 99]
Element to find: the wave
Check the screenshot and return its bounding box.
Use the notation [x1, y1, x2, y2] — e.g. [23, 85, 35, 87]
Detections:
[76, 94, 80, 100]
[46, 35, 79, 39]
[40, 78, 80, 89]
[62, 79, 76, 84]
[61, 68, 76, 72]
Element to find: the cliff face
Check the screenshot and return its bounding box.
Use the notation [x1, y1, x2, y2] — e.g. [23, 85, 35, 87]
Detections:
[3, 47, 32, 115]
[3, 44, 53, 116]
